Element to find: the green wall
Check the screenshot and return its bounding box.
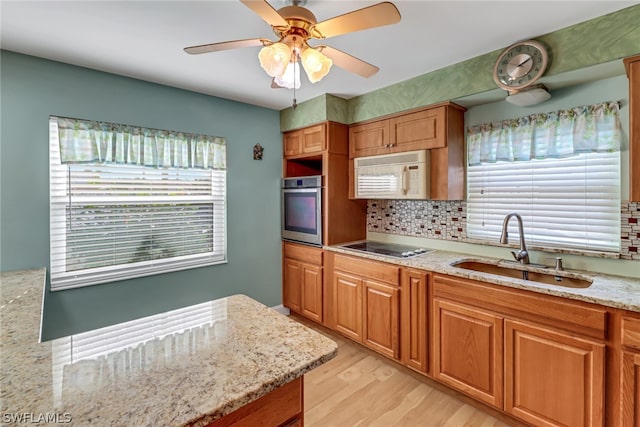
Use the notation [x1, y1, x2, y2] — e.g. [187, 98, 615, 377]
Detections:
[0, 51, 283, 340]
[280, 4, 640, 130]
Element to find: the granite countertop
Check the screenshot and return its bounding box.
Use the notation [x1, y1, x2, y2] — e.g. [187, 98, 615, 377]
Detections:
[326, 243, 640, 313]
[0, 268, 337, 427]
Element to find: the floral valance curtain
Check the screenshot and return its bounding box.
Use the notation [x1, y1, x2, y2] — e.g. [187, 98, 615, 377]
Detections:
[467, 101, 621, 166]
[55, 116, 226, 170]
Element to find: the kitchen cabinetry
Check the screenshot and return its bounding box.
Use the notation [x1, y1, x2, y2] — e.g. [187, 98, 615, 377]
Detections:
[620, 315, 640, 426]
[349, 104, 459, 158]
[433, 273, 606, 426]
[283, 124, 325, 158]
[401, 269, 429, 374]
[348, 102, 466, 200]
[207, 377, 303, 427]
[283, 241, 323, 323]
[347, 120, 389, 158]
[624, 54, 640, 202]
[505, 319, 605, 427]
[282, 122, 366, 245]
[332, 270, 363, 341]
[433, 298, 504, 408]
[329, 252, 401, 359]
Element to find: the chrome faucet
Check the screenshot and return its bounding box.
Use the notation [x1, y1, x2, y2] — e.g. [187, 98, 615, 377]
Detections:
[500, 213, 530, 265]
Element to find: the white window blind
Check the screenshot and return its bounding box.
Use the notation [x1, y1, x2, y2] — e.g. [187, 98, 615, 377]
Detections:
[49, 118, 227, 290]
[467, 152, 621, 253]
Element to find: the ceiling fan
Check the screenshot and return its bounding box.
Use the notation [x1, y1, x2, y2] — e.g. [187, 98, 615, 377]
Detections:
[184, 0, 401, 90]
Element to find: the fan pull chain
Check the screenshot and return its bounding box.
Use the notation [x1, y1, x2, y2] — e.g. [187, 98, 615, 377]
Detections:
[292, 37, 298, 109]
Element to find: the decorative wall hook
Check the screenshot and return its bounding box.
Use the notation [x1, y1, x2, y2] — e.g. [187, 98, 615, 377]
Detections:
[253, 143, 264, 160]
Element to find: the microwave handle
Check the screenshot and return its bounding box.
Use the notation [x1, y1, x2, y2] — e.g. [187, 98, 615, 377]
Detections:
[401, 166, 409, 195]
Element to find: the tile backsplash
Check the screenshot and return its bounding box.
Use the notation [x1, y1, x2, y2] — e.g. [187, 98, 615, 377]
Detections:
[368, 200, 640, 261]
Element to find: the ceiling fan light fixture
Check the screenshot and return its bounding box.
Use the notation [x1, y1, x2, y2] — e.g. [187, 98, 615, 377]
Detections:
[300, 47, 332, 83]
[274, 61, 301, 89]
[258, 42, 291, 77]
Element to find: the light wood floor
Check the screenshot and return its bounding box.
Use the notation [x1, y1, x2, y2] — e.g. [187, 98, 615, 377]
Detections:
[295, 316, 524, 427]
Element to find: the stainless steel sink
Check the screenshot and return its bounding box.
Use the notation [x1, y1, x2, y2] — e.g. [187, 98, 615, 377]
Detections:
[450, 259, 593, 288]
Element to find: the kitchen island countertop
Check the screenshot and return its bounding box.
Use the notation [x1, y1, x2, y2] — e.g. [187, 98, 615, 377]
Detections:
[0, 268, 337, 426]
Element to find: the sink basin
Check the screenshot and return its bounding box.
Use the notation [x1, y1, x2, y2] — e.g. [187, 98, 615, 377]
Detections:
[451, 260, 593, 288]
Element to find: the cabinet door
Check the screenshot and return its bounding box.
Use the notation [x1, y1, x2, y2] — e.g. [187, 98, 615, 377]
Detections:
[300, 264, 323, 323]
[433, 298, 504, 408]
[389, 107, 446, 151]
[332, 271, 363, 342]
[301, 124, 325, 154]
[363, 280, 400, 360]
[283, 130, 302, 158]
[349, 120, 389, 158]
[622, 351, 640, 427]
[283, 259, 301, 313]
[505, 319, 605, 427]
[401, 269, 428, 374]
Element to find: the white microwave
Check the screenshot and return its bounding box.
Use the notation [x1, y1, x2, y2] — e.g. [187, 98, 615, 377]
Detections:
[354, 150, 429, 199]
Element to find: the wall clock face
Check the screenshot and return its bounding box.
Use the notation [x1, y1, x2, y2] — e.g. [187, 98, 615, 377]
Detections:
[493, 40, 549, 92]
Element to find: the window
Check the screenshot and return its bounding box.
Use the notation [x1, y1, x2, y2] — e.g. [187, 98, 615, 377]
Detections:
[466, 102, 621, 254]
[49, 117, 226, 290]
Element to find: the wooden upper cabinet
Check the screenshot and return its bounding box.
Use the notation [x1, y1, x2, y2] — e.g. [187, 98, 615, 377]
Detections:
[624, 54, 640, 201]
[348, 102, 466, 200]
[283, 124, 326, 158]
[349, 103, 465, 159]
[348, 120, 390, 158]
[390, 107, 446, 151]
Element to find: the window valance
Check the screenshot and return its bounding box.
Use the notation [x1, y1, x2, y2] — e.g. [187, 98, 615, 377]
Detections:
[467, 101, 621, 166]
[54, 116, 226, 170]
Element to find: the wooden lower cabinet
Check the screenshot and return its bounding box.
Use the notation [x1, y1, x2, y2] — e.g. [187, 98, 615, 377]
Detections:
[333, 271, 363, 341]
[329, 253, 401, 359]
[207, 377, 303, 427]
[621, 351, 640, 426]
[283, 242, 323, 323]
[323, 260, 621, 426]
[283, 259, 302, 313]
[401, 269, 429, 374]
[505, 319, 605, 427]
[363, 279, 400, 359]
[433, 298, 504, 408]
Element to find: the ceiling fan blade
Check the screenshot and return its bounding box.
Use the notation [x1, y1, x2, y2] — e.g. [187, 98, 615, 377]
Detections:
[240, 0, 289, 28]
[320, 46, 379, 78]
[184, 38, 266, 55]
[271, 78, 284, 89]
[313, 2, 401, 39]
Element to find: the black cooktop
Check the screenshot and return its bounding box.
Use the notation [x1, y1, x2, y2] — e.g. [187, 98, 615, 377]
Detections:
[341, 241, 433, 258]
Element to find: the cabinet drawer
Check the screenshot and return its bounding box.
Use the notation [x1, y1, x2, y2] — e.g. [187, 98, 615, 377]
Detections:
[283, 242, 323, 265]
[623, 316, 640, 351]
[333, 253, 399, 285]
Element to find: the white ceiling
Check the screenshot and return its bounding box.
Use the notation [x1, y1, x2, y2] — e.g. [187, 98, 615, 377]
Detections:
[1, 1, 638, 111]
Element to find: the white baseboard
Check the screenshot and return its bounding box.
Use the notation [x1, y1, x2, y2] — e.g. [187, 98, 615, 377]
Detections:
[271, 304, 291, 316]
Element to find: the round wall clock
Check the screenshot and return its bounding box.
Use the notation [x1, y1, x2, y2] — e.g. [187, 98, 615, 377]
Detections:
[493, 40, 549, 92]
